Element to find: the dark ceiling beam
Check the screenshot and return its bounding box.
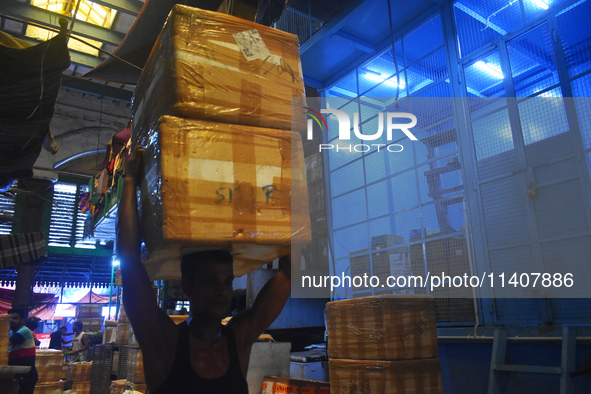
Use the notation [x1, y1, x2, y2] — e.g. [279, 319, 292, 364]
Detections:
[61, 75, 133, 103]
[321, 3, 440, 90]
[0, 2, 125, 45]
[303, 76, 323, 90]
[69, 51, 102, 68]
[300, 0, 366, 55]
[92, 0, 143, 15]
[334, 31, 377, 53]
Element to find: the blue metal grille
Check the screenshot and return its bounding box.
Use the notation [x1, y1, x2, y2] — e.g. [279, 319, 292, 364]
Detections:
[454, 0, 522, 59]
[556, 0, 591, 79]
[508, 22, 559, 97]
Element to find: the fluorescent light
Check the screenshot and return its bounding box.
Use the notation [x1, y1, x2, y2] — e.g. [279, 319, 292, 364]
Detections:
[364, 72, 405, 89]
[531, 0, 549, 10]
[474, 61, 504, 79]
[112, 259, 120, 267]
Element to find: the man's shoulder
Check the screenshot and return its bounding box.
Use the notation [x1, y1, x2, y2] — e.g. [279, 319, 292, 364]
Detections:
[17, 326, 33, 339]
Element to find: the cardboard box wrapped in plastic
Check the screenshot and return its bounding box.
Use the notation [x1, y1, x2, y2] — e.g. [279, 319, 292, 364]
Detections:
[0, 315, 9, 365]
[71, 381, 91, 394]
[68, 362, 92, 382]
[36, 350, 64, 382]
[326, 295, 438, 360]
[127, 348, 145, 384]
[138, 116, 310, 279]
[329, 358, 443, 393]
[133, 4, 306, 136]
[34, 381, 65, 394]
[262, 376, 329, 394]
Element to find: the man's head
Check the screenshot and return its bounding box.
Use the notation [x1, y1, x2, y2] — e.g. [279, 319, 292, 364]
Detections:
[180, 250, 234, 320]
[8, 308, 27, 332]
[73, 321, 83, 334]
[58, 326, 67, 334]
[25, 316, 39, 332]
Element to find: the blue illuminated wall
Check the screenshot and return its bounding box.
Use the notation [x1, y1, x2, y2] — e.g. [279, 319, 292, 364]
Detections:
[320, 0, 591, 326]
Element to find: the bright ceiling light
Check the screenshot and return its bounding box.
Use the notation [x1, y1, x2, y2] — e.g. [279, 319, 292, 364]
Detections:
[364, 72, 405, 89]
[474, 61, 504, 79]
[31, 0, 116, 28]
[531, 0, 550, 10]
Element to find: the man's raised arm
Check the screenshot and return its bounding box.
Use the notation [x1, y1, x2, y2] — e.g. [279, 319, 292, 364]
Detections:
[231, 252, 296, 344]
[116, 149, 175, 344]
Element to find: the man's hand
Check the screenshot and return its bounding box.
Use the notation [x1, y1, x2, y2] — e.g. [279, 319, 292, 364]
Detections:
[126, 148, 144, 186]
[278, 254, 291, 279]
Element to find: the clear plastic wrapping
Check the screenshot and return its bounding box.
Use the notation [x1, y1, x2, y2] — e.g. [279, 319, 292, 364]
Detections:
[325, 295, 438, 360]
[329, 358, 443, 393]
[132, 4, 306, 137]
[138, 116, 311, 279]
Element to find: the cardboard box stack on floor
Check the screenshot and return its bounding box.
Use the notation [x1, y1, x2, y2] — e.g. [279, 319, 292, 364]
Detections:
[326, 295, 443, 393]
[0, 314, 9, 365]
[131, 4, 310, 280]
[126, 348, 145, 388]
[116, 304, 130, 346]
[262, 376, 330, 394]
[75, 304, 103, 332]
[68, 361, 92, 393]
[35, 381, 65, 394]
[35, 350, 65, 391]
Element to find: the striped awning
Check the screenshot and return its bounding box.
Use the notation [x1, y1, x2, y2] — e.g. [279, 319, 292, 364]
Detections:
[0, 232, 46, 268]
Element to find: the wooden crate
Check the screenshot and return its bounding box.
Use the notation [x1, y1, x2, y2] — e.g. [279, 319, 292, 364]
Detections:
[329, 358, 443, 394]
[326, 295, 438, 360]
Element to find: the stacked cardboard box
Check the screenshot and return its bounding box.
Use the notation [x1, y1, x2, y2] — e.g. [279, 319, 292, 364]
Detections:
[326, 295, 443, 393]
[133, 5, 306, 136]
[0, 314, 9, 365]
[103, 326, 117, 344]
[75, 304, 103, 332]
[116, 323, 130, 346]
[132, 4, 310, 279]
[130, 383, 146, 393]
[36, 350, 64, 382]
[114, 268, 122, 287]
[109, 379, 127, 394]
[35, 350, 64, 390]
[68, 361, 92, 393]
[262, 376, 329, 393]
[35, 381, 65, 394]
[110, 379, 147, 394]
[127, 348, 145, 385]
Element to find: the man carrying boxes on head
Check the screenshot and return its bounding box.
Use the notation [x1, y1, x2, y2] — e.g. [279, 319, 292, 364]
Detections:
[117, 149, 295, 393]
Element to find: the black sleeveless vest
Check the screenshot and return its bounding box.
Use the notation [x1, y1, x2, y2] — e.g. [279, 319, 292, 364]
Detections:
[152, 322, 249, 394]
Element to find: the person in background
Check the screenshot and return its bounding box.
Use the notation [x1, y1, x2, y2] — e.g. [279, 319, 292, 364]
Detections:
[48, 326, 71, 350]
[8, 308, 38, 394]
[24, 317, 40, 347]
[117, 149, 295, 393]
[69, 321, 89, 362]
